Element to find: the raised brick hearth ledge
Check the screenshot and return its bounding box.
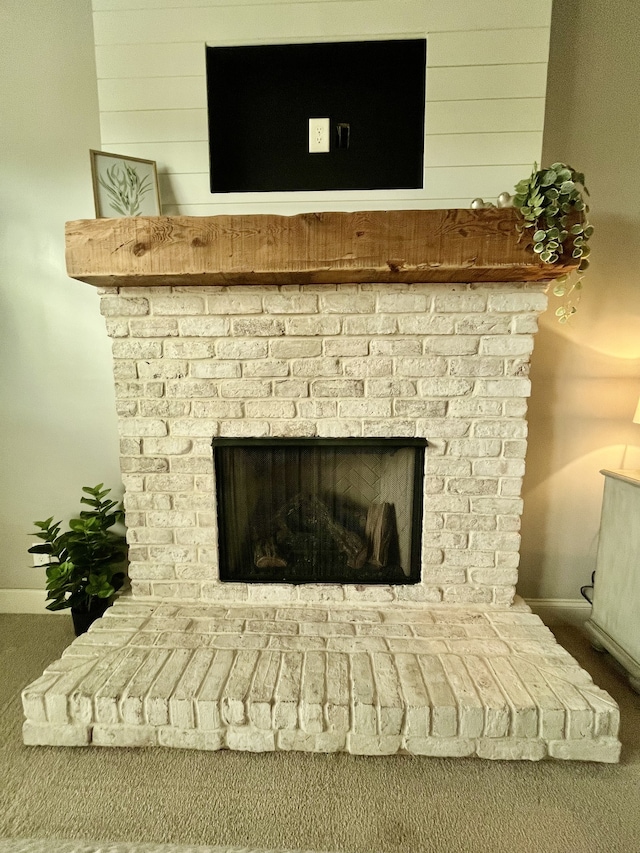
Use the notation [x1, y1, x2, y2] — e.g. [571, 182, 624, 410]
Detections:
[23, 596, 620, 761]
[21, 210, 620, 761]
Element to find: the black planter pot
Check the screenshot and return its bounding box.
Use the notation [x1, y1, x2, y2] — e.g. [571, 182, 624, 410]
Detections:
[71, 599, 111, 636]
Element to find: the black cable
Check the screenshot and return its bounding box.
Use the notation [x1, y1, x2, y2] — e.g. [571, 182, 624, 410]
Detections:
[580, 570, 596, 604]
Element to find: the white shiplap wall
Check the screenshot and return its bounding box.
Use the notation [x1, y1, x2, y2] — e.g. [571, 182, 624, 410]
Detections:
[92, 0, 551, 215]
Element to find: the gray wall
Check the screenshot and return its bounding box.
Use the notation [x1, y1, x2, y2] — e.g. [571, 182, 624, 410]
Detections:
[0, 0, 121, 604]
[2, 0, 638, 609]
[519, 0, 640, 601]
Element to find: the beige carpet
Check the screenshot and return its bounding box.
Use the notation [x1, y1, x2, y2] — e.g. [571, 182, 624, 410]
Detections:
[1, 614, 639, 853]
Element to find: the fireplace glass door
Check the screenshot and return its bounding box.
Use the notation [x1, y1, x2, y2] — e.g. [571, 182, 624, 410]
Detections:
[212, 438, 426, 584]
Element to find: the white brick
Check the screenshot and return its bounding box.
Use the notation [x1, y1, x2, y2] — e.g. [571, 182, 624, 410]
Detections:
[164, 340, 216, 359]
[152, 296, 205, 315]
[417, 378, 473, 397]
[92, 725, 159, 747]
[271, 420, 317, 437]
[363, 420, 415, 437]
[320, 293, 376, 313]
[312, 379, 363, 398]
[473, 459, 526, 477]
[207, 293, 263, 314]
[146, 511, 196, 528]
[274, 380, 309, 398]
[368, 379, 418, 397]
[434, 293, 487, 312]
[316, 420, 363, 437]
[118, 418, 167, 437]
[284, 317, 342, 336]
[100, 296, 149, 316]
[342, 316, 396, 335]
[474, 378, 531, 397]
[424, 337, 480, 355]
[270, 336, 322, 358]
[449, 357, 504, 377]
[191, 361, 241, 378]
[233, 316, 288, 339]
[349, 734, 402, 755]
[370, 339, 421, 355]
[129, 318, 179, 337]
[220, 380, 270, 398]
[488, 292, 548, 313]
[216, 339, 268, 359]
[342, 357, 393, 378]
[137, 361, 187, 379]
[292, 357, 341, 377]
[112, 340, 162, 359]
[449, 439, 502, 458]
[476, 738, 546, 761]
[168, 419, 218, 438]
[406, 737, 475, 757]
[115, 381, 160, 399]
[456, 315, 511, 335]
[23, 722, 91, 746]
[166, 380, 219, 398]
[263, 294, 318, 313]
[480, 335, 535, 356]
[178, 316, 229, 336]
[396, 357, 448, 376]
[377, 292, 430, 312]
[397, 315, 456, 335]
[243, 360, 289, 377]
[324, 338, 369, 356]
[246, 400, 296, 419]
[192, 400, 243, 418]
[104, 319, 130, 337]
[338, 399, 392, 418]
[219, 420, 269, 437]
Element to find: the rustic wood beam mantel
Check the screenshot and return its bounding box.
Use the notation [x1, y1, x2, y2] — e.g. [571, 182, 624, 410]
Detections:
[65, 209, 577, 288]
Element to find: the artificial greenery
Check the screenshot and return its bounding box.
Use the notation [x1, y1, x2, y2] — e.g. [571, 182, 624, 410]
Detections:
[28, 484, 127, 613]
[513, 163, 593, 323]
[98, 162, 153, 216]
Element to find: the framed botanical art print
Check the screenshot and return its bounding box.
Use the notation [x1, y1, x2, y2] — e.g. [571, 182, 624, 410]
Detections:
[90, 150, 161, 218]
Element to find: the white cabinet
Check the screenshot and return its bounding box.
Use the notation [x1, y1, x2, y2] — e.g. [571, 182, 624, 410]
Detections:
[585, 469, 640, 692]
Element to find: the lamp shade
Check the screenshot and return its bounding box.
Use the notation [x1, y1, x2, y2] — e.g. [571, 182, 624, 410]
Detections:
[634, 395, 640, 425]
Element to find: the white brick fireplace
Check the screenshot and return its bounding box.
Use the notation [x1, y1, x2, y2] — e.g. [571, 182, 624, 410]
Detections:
[107, 281, 545, 608]
[21, 211, 621, 761]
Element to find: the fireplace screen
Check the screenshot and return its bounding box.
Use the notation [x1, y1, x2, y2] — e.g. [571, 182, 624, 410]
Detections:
[212, 438, 426, 584]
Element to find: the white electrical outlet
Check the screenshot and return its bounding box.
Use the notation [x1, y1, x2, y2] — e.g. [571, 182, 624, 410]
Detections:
[309, 118, 330, 153]
[32, 551, 49, 567]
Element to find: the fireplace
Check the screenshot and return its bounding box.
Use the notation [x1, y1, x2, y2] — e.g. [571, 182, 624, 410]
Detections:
[213, 437, 426, 585]
[20, 211, 621, 762]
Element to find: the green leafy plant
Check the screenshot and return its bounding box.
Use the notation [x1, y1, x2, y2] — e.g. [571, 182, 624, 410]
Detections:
[28, 484, 127, 613]
[98, 161, 153, 216]
[513, 163, 593, 323]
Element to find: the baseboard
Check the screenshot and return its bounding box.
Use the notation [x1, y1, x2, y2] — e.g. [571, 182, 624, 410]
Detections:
[525, 598, 592, 628]
[0, 589, 65, 614]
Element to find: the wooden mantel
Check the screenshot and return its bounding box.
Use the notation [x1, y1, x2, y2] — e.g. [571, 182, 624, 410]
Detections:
[65, 209, 577, 287]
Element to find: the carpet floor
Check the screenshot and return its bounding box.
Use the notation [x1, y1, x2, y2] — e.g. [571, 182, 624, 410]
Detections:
[1, 614, 639, 853]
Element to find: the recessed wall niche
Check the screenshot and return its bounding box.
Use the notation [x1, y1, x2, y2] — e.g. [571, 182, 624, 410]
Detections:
[206, 39, 426, 193]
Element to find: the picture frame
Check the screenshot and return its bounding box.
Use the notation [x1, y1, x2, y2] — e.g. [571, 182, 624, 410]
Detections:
[90, 150, 161, 218]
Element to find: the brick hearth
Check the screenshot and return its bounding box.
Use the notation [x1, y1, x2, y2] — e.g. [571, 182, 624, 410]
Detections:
[23, 598, 620, 761]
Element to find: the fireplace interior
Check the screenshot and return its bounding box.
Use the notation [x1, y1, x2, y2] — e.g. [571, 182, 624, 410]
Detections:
[213, 438, 426, 585]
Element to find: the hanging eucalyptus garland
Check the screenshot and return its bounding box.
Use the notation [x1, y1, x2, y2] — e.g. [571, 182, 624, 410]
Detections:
[513, 163, 593, 323]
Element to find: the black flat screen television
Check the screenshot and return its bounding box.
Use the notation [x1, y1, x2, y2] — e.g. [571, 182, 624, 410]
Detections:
[206, 38, 427, 193]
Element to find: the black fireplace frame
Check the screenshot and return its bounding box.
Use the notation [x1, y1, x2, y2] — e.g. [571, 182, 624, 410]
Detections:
[211, 437, 427, 585]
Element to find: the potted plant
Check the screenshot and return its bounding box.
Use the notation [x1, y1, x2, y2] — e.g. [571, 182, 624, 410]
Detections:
[512, 162, 593, 323]
[28, 484, 127, 635]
